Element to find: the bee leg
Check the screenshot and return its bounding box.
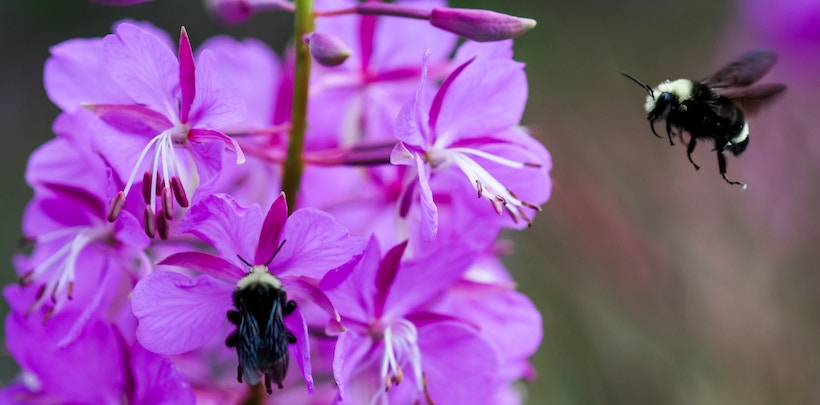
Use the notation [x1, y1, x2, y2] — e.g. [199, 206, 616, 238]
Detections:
[286, 331, 297, 344]
[686, 138, 700, 170]
[283, 300, 297, 315]
[716, 151, 747, 190]
[264, 373, 273, 394]
[665, 122, 675, 145]
[237, 364, 244, 383]
[648, 119, 662, 139]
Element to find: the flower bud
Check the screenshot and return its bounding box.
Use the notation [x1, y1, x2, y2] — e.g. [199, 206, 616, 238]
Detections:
[303, 32, 352, 67]
[207, 0, 294, 24]
[429, 8, 536, 42]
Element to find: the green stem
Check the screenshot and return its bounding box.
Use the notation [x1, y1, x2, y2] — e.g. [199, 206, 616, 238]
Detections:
[282, 0, 315, 214]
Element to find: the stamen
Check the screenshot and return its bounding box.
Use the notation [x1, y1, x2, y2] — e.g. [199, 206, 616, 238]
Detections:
[475, 180, 483, 198]
[157, 212, 170, 240]
[161, 188, 174, 220]
[141, 172, 153, 203]
[107, 192, 126, 222]
[143, 205, 156, 238]
[171, 176, 189, 207]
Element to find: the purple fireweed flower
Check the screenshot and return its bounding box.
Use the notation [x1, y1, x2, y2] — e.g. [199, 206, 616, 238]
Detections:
[8, 110, 150, 341]
[329, 237, 500, 404]
[435, 255, 542, 388]
[83, 23, 247, 238]
[198, 36, 287, 208]
[3, 308, 193, 404]
[309, 0, 457, 146]
[131, 193, 366, 393]
[391, 52, 551, 240]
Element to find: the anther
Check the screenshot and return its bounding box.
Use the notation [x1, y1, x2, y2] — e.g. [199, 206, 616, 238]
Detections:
[143, 205, 157, 238]
[171, 176, 189, 207]
[475, 180, 483, 198]
[161, 188, 174, 220]
[142, 172, 153, 203]
[107, 192, 126, 222]
[18, 270, 33, 286]
[67, 281, 74, 300]
[157, 212, 170, 240]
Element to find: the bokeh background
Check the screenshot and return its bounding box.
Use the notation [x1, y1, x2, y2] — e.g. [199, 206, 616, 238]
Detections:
[2, 1, 819, 404]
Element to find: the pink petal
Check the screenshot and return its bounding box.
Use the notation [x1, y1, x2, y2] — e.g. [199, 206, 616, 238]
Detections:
[44, 38, 131, 111]
[178, 27, 196, 124]
[284, 306, 314, 393]
[189, 128, 246, 164]
[5, 311, 126, 404]
[370, 0, 455, 71]
[392, 53, 431, 148]
[414, 153, 438, 241]
[326, 235, 382, 323]
[331, 329, 373, 401]
[188, 49, 247, 129]
[382, 244, 474, 319]
[159, 251, 245, 283]
[85, 103, 172, 136]
[254, 192, 288, 265]
[418, 321, 500, 404]
[132, 271, 234, 355]
[281, 277, 344, 335]
[176, 193, 260, 264]
[273, 208, 366, 280]
[373, 241, 408, 318]
[433, 59, 527, 145]
[129, 344, 195, 405]
[104, 23, 179, 120]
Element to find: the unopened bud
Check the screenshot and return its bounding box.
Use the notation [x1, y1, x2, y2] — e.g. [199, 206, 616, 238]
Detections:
[430, 8, 536, 42]
[304, 32, 351, 67]
[207, 0, 295, 24]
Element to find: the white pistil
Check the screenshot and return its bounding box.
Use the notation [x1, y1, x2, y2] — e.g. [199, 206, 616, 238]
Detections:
[427, 145, 541, 225]
[25, 227, 109, 315]
[373, 319, 428, 405]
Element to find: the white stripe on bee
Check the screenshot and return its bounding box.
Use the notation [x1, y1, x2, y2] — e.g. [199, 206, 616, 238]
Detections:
[646, 79, 695, 112]
[237, 265, 283, 290]
[731, 122, 750, 144]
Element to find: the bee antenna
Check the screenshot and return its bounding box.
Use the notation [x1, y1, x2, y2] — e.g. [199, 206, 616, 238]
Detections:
[621, 72, 654, 96]
[237, 254, 252, 267]
[265, 239, 287, 267]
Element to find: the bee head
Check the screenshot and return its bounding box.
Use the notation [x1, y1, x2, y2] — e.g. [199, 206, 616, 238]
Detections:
[645, 79, 693, 115]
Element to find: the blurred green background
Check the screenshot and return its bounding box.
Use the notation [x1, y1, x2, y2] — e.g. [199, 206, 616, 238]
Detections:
[2, 1, 819, 404]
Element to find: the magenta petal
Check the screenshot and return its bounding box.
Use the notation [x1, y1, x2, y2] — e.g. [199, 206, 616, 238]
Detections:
[383, 244, 474, 318]
[255, 192, 288, 265]
[6, 311, 126, 404]
[418, 321, 500, 404]
[132, 271, 233, 355]
[284, 307, 314, 393]
[176, 193, 261, 264]
[129, 344, 195, 405]
[274, 207, 366, 280]
[281, 277, 344, 334]
[433, 59, 527, 144]
[188, 49, 247, 129]
[414, 153, 438, 241]
[328, 235, 382, 323]
[85, 103, 173, 135]
[332, 329, 372, 401]
[44, 38, 131, 111]
[189, 128, 246, 164]
[178, 27, 196, 124]
[104, 23, 179, 118]
[159, 251, 245, 283]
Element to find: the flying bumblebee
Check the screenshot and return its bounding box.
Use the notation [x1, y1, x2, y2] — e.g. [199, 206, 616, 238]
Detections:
[622, 50, 787, 189]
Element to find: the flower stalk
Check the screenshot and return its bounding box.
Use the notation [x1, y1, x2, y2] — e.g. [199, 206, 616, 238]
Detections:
[282, 0, 315, 213]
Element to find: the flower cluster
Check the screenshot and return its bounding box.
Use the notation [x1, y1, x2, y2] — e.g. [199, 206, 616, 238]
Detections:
[3, 0, 550, 404]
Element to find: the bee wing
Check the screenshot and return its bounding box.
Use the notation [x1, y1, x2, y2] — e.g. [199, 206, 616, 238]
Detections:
[701, 50, 778, 88]
[716, 83, 787, 116]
